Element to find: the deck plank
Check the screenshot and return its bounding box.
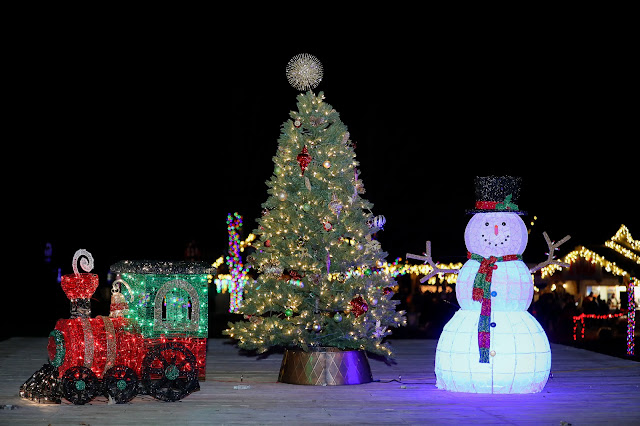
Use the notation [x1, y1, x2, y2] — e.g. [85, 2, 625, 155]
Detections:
[1, 338, 639, 424]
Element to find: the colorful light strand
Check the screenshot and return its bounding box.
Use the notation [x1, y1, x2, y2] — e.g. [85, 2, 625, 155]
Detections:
[628, 279, 636, 355]
[226, 213, 250, 313]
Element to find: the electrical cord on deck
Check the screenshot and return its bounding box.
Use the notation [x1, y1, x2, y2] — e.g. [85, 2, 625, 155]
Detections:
[372, 375, 436, 385]
[209, 374, 436, 385]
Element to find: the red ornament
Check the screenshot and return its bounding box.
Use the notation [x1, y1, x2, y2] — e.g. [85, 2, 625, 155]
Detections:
[296, 146, 312, 175]
[383, 287, 394, 296]
[323, 220, 333, 231]
[265, 240, 271, 247]
[349, 295, 368, 318]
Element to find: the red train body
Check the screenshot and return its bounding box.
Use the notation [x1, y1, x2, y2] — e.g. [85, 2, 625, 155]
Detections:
[47, 317, 207, 382]
[21, 260, 210, 405]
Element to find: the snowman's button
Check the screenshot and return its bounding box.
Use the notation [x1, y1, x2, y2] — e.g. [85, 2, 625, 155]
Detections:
[491, 291, 497, 297]
[490, 322, 496, 328]
[490, 350, 496, 357]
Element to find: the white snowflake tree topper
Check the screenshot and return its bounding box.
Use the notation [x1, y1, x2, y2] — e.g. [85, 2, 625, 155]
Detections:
[286, 53, 323, 91]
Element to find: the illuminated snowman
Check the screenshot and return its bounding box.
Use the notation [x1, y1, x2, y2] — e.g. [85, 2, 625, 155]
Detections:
[408, 176, 570, 394]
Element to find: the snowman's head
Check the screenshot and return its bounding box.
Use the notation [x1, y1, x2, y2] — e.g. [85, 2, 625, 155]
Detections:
[464, 212, 528, 257]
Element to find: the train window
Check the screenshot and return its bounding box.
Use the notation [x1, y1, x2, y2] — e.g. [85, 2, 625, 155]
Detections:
[162, 290, 193, 322]
[154, 279, 200, 332]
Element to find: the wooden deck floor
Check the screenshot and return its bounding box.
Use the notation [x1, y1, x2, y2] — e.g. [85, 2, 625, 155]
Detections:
[1, 337, 639, 425]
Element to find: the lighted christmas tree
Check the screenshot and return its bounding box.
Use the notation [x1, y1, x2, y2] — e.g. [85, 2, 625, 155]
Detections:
[225, 54, 405, 359]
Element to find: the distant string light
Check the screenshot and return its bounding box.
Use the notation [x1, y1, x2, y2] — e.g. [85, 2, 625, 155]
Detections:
[528, 215, 538, 234]
[326, 258, 462, 284]
[541, 245, 636, 281]
[572, 312, 626, 341]
[605, 225, 640, 265]
[541, 224, 637, 356]
[606, 240, 640, 264]
[541, 224, 637, 282]
[611, 224, 640, 251]
[211, 220, 461, 296]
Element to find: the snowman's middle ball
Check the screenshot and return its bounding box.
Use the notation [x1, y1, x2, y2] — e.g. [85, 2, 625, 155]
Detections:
[458, 212, 533, 312]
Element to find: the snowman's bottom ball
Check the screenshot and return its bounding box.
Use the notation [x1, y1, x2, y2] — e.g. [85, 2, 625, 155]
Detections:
[435, 310, 551, 394]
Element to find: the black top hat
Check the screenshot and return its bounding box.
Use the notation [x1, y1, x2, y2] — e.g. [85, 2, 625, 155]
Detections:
[466, 176, 526, 215]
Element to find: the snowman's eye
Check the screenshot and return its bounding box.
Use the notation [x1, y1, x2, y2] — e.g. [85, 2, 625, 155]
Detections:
[502, 222, 506, 226]
[485, 222, 489, 226]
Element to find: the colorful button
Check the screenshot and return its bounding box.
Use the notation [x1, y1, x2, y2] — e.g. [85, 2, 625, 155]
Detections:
[491, 291, 497, 297]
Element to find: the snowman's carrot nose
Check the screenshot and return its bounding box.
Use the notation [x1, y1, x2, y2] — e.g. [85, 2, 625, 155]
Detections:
[494, 225, 499, 236]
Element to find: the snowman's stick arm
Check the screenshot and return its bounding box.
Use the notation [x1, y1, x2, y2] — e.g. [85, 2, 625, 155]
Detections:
[407, 241, 460, 283]
[530, 232, 571, 273]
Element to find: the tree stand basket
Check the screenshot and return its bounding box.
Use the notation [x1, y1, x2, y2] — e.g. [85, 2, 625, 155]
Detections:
[278, 347, 373, 385]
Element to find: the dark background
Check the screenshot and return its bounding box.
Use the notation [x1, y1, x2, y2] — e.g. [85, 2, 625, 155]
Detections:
[7, 18, 636, 338]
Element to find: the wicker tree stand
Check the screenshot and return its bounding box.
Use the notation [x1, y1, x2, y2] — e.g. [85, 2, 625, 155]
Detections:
[278, 347, 373, 386]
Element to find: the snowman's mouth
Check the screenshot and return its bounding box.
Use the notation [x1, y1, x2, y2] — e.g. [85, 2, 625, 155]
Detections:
[482, 233, 510, 247]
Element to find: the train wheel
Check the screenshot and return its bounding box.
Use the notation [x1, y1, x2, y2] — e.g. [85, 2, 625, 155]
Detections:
[61, 366, 99, 405]
[103, 365, 138, 403]
[141, 342, 199, 402]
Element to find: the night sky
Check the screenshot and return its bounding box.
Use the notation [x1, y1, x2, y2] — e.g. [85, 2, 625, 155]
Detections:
[10, 27, 636, 335]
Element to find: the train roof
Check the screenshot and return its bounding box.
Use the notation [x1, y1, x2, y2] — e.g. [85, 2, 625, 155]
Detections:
[110, 260, 213, 275]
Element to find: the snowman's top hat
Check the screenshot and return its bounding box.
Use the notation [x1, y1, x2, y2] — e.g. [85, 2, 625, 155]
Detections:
[466, 176, 526, 215]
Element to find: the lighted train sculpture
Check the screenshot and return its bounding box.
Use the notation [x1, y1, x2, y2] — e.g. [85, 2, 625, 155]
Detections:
[20, 252, 210, 405]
